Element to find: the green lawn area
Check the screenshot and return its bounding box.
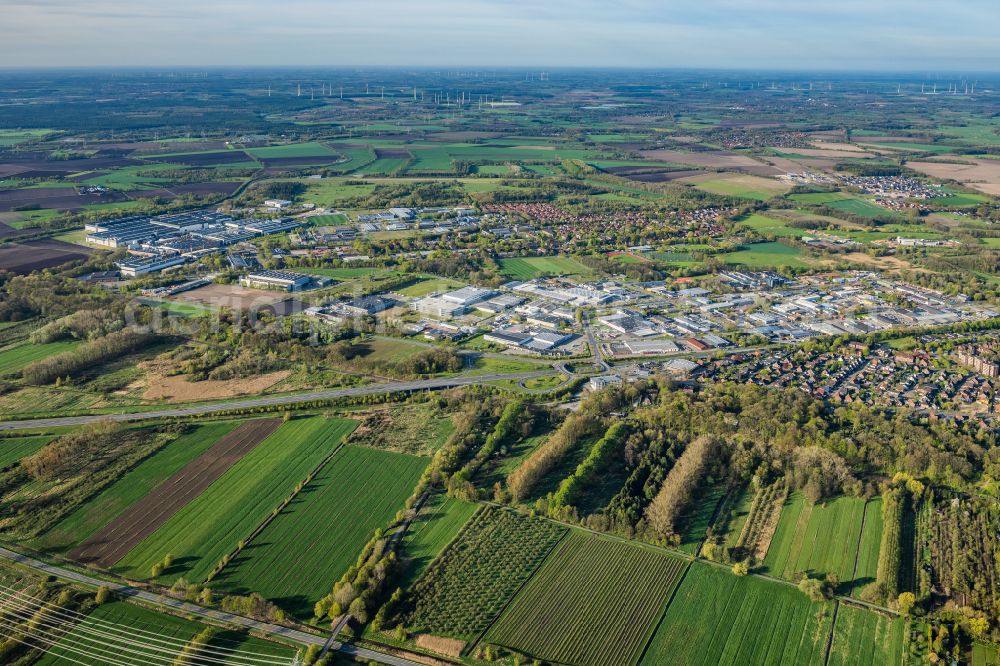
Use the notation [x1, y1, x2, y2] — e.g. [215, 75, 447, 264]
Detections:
[789, 192, 851, 205]
[0, 434, 55, 469]
[396, 276, 464, 297]
[246, 142, 339, 159]
[116, 417, 356, 582]
[737, 213, 809, 238]
[34, 421, 242, 553]
[640, 561, 834, 666]
[213, 442, 426, 620]
[498, 255, 592, 279]
[763, 492, 873, 592]
[0, 129, 56, 146]
[826, 197, 895, 219]
[973, 642, 1000, 666]
[721, 242, 809, 268]
[398, 493, 478, 589]
[306, 213, 350, 226]
[300, 266, 384, 279]
[0, 340, 80, 376]
[470, 356, 544, 375]
[691, 177, 788, 201]
[678, 484, 728, 555]
[33, 601, 294, 666]
[827, 604, 907, 666]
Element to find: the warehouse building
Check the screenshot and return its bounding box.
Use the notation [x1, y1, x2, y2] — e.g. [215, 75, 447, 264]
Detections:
[240, 270, 312, 291]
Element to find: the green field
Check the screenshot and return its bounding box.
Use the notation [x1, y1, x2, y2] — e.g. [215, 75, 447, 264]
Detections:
[692, 178, 787, 201]
[396, 276, 465, 297]
[485, 532, 687, 666]
[33, 601, 294, 666]
[0, 434, 55, 468]
[855, 497, 884, 589]
[678, 484, 728, 554]
[640, 562, 834, 666]
[827, 604, 907, 666]
[246, 142, 339, 159]
[738, 213, 809, 238]
[0, 129, 56, 146]
[763, 493, 873, 590]
[35, 421, 243, 553]
[398, 493, 478, 589]
[402, 505, 566, 640]
[213, 442, 426, 619]
[498, 255, 592, 279]
[974, 642, 1000, 666]
[117, 417, 356, 582]
[721, 241, 808, 268]
[789, 192, 852, 205]
[0, 340, 80, 376]
[826, 197, 892, 219]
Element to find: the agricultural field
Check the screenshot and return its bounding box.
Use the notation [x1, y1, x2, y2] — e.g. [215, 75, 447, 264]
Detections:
[498, 255, 592, 279]
[398, 493, 478, 588]
[484, 532, 687, 666]
[400, 505, 566, 642]
[213, 443, 425, 619]
[115, 417, 354, 582]
[0, 433, 55, 468]
[721, 241, 809, 268]
[36, 420, 245, 554]
[678, 484, 728, 554]
[245, 141, 339, 159]
[737, 213, 809, 238]
[640, 562, 834, 666]
[827, 604, 907, 666]
[0, 340, 79, 376]
[686, 173, 790, 201]
[33, 601, 295, 666]
[763, 492, 873, 591]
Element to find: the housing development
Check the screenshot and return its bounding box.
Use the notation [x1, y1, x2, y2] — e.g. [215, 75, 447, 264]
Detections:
[4, 60, 1000, 666]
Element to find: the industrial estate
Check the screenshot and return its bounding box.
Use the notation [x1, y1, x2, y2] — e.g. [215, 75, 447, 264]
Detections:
[2, 64, 1000, 666]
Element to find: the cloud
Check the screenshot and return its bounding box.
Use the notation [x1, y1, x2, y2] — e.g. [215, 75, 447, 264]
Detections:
[1, 0, 998, 69]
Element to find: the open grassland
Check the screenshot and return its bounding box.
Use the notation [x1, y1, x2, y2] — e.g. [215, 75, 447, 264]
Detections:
[0, 434, 55, 469]
[0, 340, 80, 376]
[484, 532, 687, 666]
[855, 497, 884, 589]
[688, 174, 790, 201]
[737, 213, 809, 238]
[214, 442, 426, 619]
[401, 505, 566, 641]
[33, 601, 294, 666]
[396, 276, 465, 297]
[398, 493, 478, 589]
[722, 241, 809, 268]
[640, 562, 834, 666]
[974, 642, 1000, 666]
[116, 417, 354, 582]
[35, 421, 242, 553]
[678, 484, 728, 554]
[827, 604, 907, 666]
[245, 142, 338, 159]
[763, 493, 872, 590]
[498, 255, 592, 279]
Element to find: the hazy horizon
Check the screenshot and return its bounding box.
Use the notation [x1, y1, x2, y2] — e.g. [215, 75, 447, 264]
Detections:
[3, 0, 999, 70]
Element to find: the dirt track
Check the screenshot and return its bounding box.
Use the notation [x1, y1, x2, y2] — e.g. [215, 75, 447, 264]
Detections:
[68, 418, 282, 568]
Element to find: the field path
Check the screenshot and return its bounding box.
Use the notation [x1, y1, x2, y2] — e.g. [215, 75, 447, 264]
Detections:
[68, 418, 281, 568]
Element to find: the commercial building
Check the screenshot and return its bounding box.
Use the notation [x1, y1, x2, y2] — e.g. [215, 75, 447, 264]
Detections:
[240, 270, 312, 291]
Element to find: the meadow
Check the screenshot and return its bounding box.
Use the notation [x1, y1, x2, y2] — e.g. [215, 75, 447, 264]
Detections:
[484, 532, 687, 666]
[245, 142, 339, 159]
[213, 443, 425, 618]
[0, 340, 80, 376]
[640, 562, 834, 666]
[721, 241, 809, 268]
[763, 493, 874, 590]
[116, 417, 356, 582]
[827, 604, 907, 666]
[401, 506, 566, 641]
[498, 255, 592, 279]
[0, 434, 55, 468]
[34, 421, 242, 553]
[398, 493, 478, 589]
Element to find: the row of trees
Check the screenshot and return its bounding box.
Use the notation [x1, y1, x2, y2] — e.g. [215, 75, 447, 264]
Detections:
[644, 435, 721, 540]
[506, 412, 599, 502]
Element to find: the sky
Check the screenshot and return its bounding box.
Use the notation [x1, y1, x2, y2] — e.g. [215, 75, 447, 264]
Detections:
[3, 0, 999, 71]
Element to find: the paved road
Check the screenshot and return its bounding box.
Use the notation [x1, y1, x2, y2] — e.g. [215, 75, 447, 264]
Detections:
[0, 546, 424, 666]
[0, 370, 555, 431]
